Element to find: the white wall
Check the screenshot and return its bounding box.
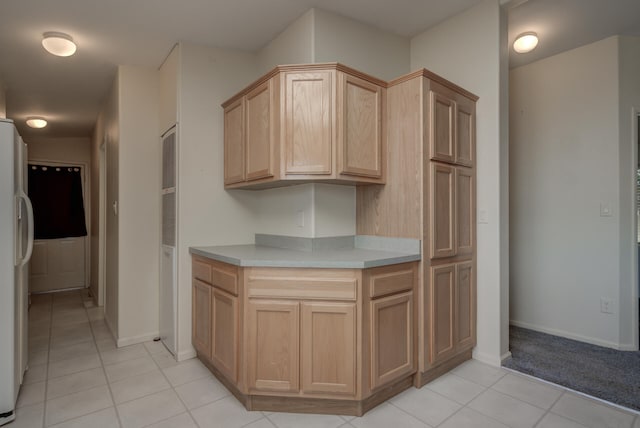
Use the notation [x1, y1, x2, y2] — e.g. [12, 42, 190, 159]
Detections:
[27, 137, 91, 164]
[618, 36, 640, 349]
[103, 76, 120, 336]
[256, 10, 314, 74]
[175, 42, 258, 359]
[159, 45, 179, 135]
[117, 66, 161, 345]
[0, 79, 6, 118]
[410, 0, 509, 365]
[510, 37, 625, 348]
[253, 7, 410, 240]
[313, 8, 410, 81]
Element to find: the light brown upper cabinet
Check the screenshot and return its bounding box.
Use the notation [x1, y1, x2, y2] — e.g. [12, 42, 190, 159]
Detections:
[222, 63, 386, 189]
[429, 81, 476, 167]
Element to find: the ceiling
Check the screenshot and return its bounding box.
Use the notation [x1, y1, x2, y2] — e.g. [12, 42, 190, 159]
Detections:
[0, 0, 639, 140]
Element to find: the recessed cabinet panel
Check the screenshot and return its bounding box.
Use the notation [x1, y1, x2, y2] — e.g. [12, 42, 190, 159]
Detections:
[285, 72, 332, 175]
[246, 81, 274, 180]
[211, 288, 238, 382]
[247, 300, 299, 392]
[456, 167, 474, 256]
[192, 281, 212, 360]
[430, 163, 456, 259]
[339, 74, 383, 178]
[301, 302, 356, 395]
[430, 91, 455, 163]
[224, 99, 245, 184]
[456, 261, 475, 350]
[370, 291, 414, 389]
[429, 264, 455, 365]
[456, 100, 474, 166]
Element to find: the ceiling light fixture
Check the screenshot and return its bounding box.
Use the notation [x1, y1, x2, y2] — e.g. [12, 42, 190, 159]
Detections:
[26, 117, 48, 129]
[42, 32, 77, 57]
[513, 32, 539, 53]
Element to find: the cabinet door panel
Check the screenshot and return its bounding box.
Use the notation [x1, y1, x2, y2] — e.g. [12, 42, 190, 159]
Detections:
[224, 99, 245, 184]
[456, 167, 474, 257]
[301, 302, 356, 395]
[247, 300, 299, 392]
[284, 72, 332, 175]
[429, 264, 456, 365]
[339, 73, 383, 178]
[456, 261, 475, 350]
[370, 292, 414, 389]
[211, 288, 238, 382]
[430, 91, 455, 163]
[246, 80, 274, 180]
[430, 163, 456, 259]
[456, 99, 475, 167]
[192, 280, 211, 360]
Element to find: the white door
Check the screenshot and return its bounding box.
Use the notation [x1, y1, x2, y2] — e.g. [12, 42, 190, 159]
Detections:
[30, 238, 85, 292]
[28, 163, 87, 293]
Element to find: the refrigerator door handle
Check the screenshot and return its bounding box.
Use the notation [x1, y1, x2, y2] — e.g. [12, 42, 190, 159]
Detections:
[16, 191, 34, 266]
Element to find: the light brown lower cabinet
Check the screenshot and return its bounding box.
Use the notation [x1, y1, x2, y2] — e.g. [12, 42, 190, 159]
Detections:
[428, 260, 476, 368]
[191, 256, 418, 416]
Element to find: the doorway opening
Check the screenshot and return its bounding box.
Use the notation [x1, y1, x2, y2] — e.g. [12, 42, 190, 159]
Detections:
[28, 160, 89, 294]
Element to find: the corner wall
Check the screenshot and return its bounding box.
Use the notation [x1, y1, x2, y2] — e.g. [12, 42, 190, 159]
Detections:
[410, 0, 509, 365]
[175, 43, 259, 359]
[618, 36, 640, 349]
[509, 37, 626, 348]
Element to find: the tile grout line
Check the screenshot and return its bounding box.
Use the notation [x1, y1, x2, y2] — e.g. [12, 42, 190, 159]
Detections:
[83, 290, 124, 428]
[41, 294, 53, 428]
[532, 391, 568, 428]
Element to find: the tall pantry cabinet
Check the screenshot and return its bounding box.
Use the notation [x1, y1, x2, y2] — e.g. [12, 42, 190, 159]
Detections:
[356, 70, 477, 386]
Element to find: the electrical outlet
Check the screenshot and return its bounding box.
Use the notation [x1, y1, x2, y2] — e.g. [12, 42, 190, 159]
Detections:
[600, 298, 614, 314]
[296, 210, 304, 228]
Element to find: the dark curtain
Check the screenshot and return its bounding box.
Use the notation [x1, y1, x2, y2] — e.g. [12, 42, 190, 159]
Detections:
[28, 164, 87, 239]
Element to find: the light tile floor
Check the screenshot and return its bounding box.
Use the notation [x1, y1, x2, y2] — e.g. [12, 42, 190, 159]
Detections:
[10, 289, 640, 428]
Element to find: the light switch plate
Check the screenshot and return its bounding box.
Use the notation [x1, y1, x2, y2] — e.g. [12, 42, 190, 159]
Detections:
[478, 209, 489, 224]
[600, 203, 612, 217]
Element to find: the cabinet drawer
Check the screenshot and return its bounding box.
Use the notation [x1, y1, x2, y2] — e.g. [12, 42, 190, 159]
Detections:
[193, 258, 212, 283]
[212, 267, 238, 296]
[368, 264, 415, 299]
[247, 268, 357, 301]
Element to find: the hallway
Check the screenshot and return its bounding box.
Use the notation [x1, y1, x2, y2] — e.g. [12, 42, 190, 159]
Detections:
[11, 290, 640, 428]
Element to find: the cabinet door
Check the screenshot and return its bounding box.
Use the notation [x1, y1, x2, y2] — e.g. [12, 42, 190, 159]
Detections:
[456, 167, 474, 257]
[192, 280, 212, 360]
[246, 80, 274, 181]
[456, 261, 475, 351]
[247, 300, 299, 392]
[429, 90, 455, 163]
[224, 98, 245, 184]
[430, 163, 456, 259]
[300, 302, 356, 395]
[370, 291, 414, 390]
[429, 264, 456, 365]
[338, 73, 383, 179]
[211, 288, 238, 383]
[284, 71, 333, 175]
[455, 97, 475, 167]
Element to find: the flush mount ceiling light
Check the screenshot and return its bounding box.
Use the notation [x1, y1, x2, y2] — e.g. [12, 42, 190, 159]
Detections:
[42, 32, 77, 57]
[513, 32, 539, 53]
[26, 117, 48, 129]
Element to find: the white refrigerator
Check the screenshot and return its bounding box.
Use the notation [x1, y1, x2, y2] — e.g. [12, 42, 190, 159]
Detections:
[0, 118, 34, 426]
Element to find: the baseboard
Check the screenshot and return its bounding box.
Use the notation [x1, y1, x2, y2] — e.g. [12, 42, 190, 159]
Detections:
[509, 320, 625, 350]
[117, 331, 159, 348]
[177, 348, 197, 362]
[472, 349, 505, 367]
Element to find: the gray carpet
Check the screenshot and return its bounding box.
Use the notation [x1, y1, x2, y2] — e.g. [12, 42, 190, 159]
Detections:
[503, 326, 640, 411]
